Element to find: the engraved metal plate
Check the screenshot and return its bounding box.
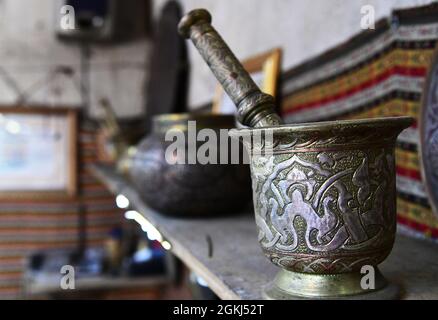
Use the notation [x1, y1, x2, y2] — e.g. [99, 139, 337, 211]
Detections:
[420, 49, 438, 216]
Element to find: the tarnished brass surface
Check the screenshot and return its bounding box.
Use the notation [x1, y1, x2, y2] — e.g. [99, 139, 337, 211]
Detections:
[129, 113, 252, 217]
[230, 117, 412, 276]
[264, 269, 400, 300]
[179, 8, 414, 299]
[178, 9, 282, 128]
[116, 146, 138, 177]
[99, 98, 129, 163]
[420, 47, 438, 216]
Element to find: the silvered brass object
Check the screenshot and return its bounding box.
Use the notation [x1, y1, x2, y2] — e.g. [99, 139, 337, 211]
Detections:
[99, 98, 128, 161]
[179, 9, 413, 299]
[420, 47, 438, 216]
[128, 113, 251, 217]
[236, 118, 410, 300]
[98, 98, 135, 176]
[178, 9, 282, 128]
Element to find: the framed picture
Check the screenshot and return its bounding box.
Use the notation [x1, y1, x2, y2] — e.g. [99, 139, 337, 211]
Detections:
[212, 47, 282, 114]
[0, 107, 78, 199]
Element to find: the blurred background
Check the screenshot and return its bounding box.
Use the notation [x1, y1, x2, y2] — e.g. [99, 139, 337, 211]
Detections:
[0, 0, 437, 300]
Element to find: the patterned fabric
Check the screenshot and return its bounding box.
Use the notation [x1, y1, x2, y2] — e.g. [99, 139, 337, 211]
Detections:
[280, 4, 438, 240]
[0, 121, 123, 299]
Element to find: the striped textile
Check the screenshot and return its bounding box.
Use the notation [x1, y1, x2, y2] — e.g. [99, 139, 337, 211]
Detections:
[0, 120, 124, 299]
[280, 3, 438, 240]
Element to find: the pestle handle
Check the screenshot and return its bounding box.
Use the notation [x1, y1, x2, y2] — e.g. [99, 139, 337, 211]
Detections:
[178, 9, 283, 128]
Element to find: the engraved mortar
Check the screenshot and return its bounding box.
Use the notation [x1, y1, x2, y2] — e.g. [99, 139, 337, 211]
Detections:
[232, 118, 411, 299]
[179, 9, 413, 299]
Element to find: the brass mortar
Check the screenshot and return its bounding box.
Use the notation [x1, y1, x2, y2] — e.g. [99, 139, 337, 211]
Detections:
[179, 9, 413, 299]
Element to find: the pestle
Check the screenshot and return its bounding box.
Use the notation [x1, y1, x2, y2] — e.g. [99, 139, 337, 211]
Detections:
[178, 8, 283, 128]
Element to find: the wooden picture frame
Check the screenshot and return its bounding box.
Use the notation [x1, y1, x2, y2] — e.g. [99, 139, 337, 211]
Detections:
[0, 107, 78, 199]
[212, 47, 282, 114]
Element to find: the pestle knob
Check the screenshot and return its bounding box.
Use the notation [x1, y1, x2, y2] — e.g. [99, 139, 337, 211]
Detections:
[178, 9, 283, 128]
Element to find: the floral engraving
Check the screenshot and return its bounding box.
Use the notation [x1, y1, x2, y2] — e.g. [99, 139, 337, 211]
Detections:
[251, 147, 396, 273]
[422, 62, 438, 214]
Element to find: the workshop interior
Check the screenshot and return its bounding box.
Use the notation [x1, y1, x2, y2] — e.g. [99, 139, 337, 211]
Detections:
[0, 0, 437, 300]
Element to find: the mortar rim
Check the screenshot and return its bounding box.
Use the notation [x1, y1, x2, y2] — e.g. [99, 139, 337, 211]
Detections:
[229, 116, 413, 136]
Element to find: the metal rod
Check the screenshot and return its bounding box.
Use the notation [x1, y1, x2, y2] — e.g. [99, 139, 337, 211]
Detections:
[178, 9, 282, 128]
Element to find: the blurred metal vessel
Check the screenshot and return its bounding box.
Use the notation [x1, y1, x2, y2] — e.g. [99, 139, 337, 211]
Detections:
[128, 113, 251, 217]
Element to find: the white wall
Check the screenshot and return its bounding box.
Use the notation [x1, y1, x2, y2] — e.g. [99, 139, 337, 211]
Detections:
[154, 0, 436, 108]
[0, 0, 435, 117]
[0, 0, 149, 118]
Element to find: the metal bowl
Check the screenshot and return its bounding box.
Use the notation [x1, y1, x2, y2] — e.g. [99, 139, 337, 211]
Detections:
[129, 113, 251, 217]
